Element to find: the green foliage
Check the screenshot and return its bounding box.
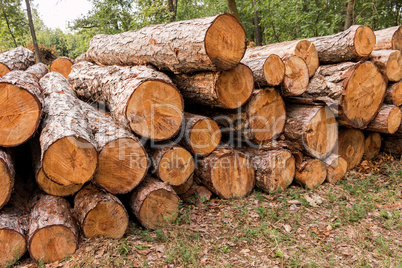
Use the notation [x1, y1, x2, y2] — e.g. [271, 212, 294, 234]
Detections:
[0, 0, 29, 50]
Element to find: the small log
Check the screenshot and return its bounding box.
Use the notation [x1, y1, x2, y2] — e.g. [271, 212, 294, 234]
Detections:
[384, 82, 402, 106]
[382, 136, 402, 156]
[241, 54, 285, 87]
[281, 55, 310, 96]
[365, 104, 401, 134]
[373, 26, 402, 52]
[0, 148, 14, 210]
[49, 57, 74, 78]
[370, 50, 402, 82]
[307, 25, 376, 63]
[0, 46, 35, 77]
[180, 183, 212, 205]
[324, 154, 347, 184]
[294, 157, 327, 189]
[363, 132, 381, 160]
[337, 128, 365, 170]
[172, 175, 194, 195]
[130, 177, 180, 230]
[27, 195, 79, 263]
[26, 62, 48, 81]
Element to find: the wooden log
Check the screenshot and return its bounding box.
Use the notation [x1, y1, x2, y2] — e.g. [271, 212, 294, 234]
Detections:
[172, 174, 194, 195]
[365, 104, 401, 134]
[281, 55, 310, 96]
[85, 14, 246, 73]
[129, 177, 180, 230]
[27, 195, 79, 263]
[337, 128, 365, 170]
[373, 26, 402, 52]
[382, 136, 402, 156]
[0, 70, 43, 147]
[370, 50, 402, 82]
[171, 63, 254, 109]
[363, 132, 381, 160]
[0, 46, 35, 77]
[324, 154, 347, 184]
[26, 62, 48, 81]
[49, 57, 74, 79]
[69, 61, 184, 141]
[74, 184, 129, 239]
[0, 148, 14, 210]
[39, 72, 98, 186]
[241, 54, 285, 87]
[284, 104, 338, 160]
[384, 82, 402, 106]
[195, 148, 255, 199]
[294, 157, 327, 189]
[286, 61, 387, 129]
[180, 183, 212, 205]
[307, 25, 376, 63]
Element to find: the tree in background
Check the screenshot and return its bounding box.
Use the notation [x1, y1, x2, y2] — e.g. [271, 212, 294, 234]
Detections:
[25, 0, 40, 62]
[0, 0, 29, 50]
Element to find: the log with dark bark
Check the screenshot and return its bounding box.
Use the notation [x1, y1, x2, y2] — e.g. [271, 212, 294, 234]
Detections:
[365, 104, 401, 134]
[74, 184, 129, 239]
[337, 128, 365, 169]
[0, 148, 14, 210]
[370, 50, 401, 82]
[26, 62, 48, 81]
[286, 61, 387, 129]
[39, 72, 98, 186]
[129, 177, 180, 230]
[294, 157, 327, 189]
[382, 125, 402, 155]
[0, 70, 43, 147]
[49, 57, 74, 78]
[241, 54, 285, 87]
[171, 63, 254, 109]
[307, 25, 376, 63]
[0, 46, 35, 77]
[84, 14, 246, 73]
[69, 61, 184, 141]
[324, 154, 347, 184]
[195, 148, 255, 199]
[27, 195, 79, 263]
[363, 132, 381, 160]
[172, 174, 194, 195]
[384, 82, 402, 106]
[374, 26, 402, 52]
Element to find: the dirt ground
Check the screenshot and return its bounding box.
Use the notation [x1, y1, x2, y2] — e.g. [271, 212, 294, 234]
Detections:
[16, 153, 402, 268]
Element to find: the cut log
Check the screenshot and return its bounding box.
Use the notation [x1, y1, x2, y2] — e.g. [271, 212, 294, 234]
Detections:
[384, 82, 402, 106]
[287, 61, 387, 128]
[307, 25, 376, 63]
[69, 61, 184, 141]
[172, 174, 194, 195]
[363, 132, 381, 160]
[365, 104, 401, 134]
[180, 183, 212, 205]
[74, 184, 129, 239]
[39, 72, 98, 186]
[281, 55, 310, 96]
[324, 154, 347, 184]
[373, 26, 402, 52]
[85, 14, 246, 73]
[49, 57, 74, 79]
[26, 62, 48, 81]
[0, 46, 35, 77]
[284, 104, 338, 160]
[0, 70, 43, 147]
[27, 195, 79, 263]
[195, 148, 255, 199]
[382, 136, 402, 156]
[80, 102, 149, 194]
[171, 63, 254, 109]
[130, 177, 180, 230]
[370, 50, 402, 82]
[294, 157, 327, 189]
[0, 148, 14, 210]
[241, 54, 285, 87]
[337, 128, 365, 170]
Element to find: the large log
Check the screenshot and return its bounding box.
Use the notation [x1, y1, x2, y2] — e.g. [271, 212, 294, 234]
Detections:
[294, 157, 327, 189]
[85, 14, 246, 73]
[365, 104, 401, 134]
[241, 54, 285, 87]
[307, 25, 376, 63]
[27, 195, 79, 263]
[324, 154, 347, 184]
[130, 177, 180, 230]
[337, 128, 365, 170]
[49, 57, 74, 78]
[373, 26, 402, 52]
[39, 72, 98, 186]
[69, 61, 184, 141]
[0, 70, 43, 146]
[26, 62, 48, 81]
[384, 82, 402, 106]
[287, 61, 387, 129]
[171, 63, 254, 109]
[370, 50, 401, 82]
[0, 148, 14, 210]
[0, 46, 35, 77]
[363, 132, 381, 160]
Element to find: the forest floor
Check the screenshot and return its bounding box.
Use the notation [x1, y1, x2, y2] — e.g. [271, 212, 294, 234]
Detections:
[17, 153, 402, 268]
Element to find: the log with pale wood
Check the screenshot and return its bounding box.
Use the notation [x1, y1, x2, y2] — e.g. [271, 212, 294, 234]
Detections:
[172, 175, 194, 195]
[279, 55, 310, 96]
[69, 61, 184, 141]
[336, 128, 365, 170]
[324, 154, 347, 184]
[365, 104, 401, 134]
[294, 156, 327, 189]
[373, 26, 402, 52]
[363, 132, 381, 160]
[50, 56, 74, 79]
[370, 50, 402, 82]
[26, 62, 48, 81]
[84, 14, 246, 73]
[0, 148, 14, 210]
[307, 25, 376, 63]
[171, 63, 254, 109]
[384, 82, 402, 106]
[0, 46, 35, 77]
[241, 54, 285, 87]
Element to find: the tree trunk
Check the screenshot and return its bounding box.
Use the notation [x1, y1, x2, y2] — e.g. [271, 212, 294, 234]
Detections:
[384, 82, 402, 106]
[69, 61, 184, 141]
[365, 104, 401, 134]
[0, 148, 14, 210]
[85, 14, 246, 73]
[294, 157, 327, 189]
[50, 57, 74, 79]
[373, 26, 402, 52]
[171, 63, 254, 109]
[171, 174, 194, 195]
[1, 6, 17, 47]
[336, 128, 365, 170]
[0, 70, 43, 147]
[0, 46, 35, 77]
[370, 50, 402, 82]
[307, 25, 375, 63]
[74, 184, 129, 239]
[226, 0, 240, 22]
[363, 132, 381, 160]
[253, 0, 262, 46]
[286, 61, 387, 129]
[26, 62, 48, 81]
[25, 0, 40, 63]
[324, 154, 347, 184]
[129, 176, 180, 230]
[27, 195, 79, 263]
[344, 0, 355, 30]
[167, 0, 177, 22]
[241, 54, 285, 87]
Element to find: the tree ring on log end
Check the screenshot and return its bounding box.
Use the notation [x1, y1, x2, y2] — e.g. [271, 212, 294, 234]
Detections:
[282, 55, 309, 96]
[189, 119, 221, 157]
[338, 129, 365, 170]
[387, 106, 402, 134]
[327, 157, 347, 184]
[37, 168, 83, 197]
[354, 26, 376, 57]
[263, 54, 285, 86]
[157, 147, 194, 186]
[392, 26, 402, 51]
[0, 63, 10, 77]
[296, 159, 327, 189]
[50, 58, 73, 79]
[0, 229, 26, 267]
[364, 133, 381, 160]
[294, 40, 319, 77]
[387, 50, 402, 82]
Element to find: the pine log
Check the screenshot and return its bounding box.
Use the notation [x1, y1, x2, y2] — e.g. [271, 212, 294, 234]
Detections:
[0, 70, 43, 146]
[363, 132, 381, 160]
[373, 26, 402, 52]
[337, 128, 365, 170]
[294, 157, 327, 189]
[241, 54, 285, 87]
[39, 72, 98, 186]
[195, 148, 255, 199]
[85, 14, 246, 73]
[27, 195, 79, 263]
[284, 104, 338, 160]
[180, 183, 212, 205]
[365, 104, 401, 134]
[49, 56, 74, 78]
[0, 148, 14, 210]
[26, 62, 48, 81]
[171, 63, 254, 109]
[307, 25, 376, 63]
[324, 154, 347, 184]
[172, 174, 194, 195]
[286, 61, 387, 129]
[370, 50, 402, 82]
[69, 61, 184, 141]
[74, 184, 129, 239]
[0, 46, 35, 77]
[130, 177, 180, 230]
[80, 102, 149, 194]
[384, 82, 402, 106]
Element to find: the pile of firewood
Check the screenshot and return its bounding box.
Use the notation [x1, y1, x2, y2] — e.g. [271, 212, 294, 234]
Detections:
[0, 13, 401, 266]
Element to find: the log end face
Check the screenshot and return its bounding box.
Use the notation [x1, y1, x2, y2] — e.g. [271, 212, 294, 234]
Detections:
[0, 229, 26, 267]
[392, 26, 402, 52]
[294, 40, 319, 77]
[263, 54, 285, 86]
[37, 168, 83, 197]
[0, 63, 10, 77]
[282, 56, 309, 96]
[354, 25, 376, 57]
[0, 159, 13, 209]
[391, 82, 402, 106]
[172, 175, 194, 195]
[338, 128, 365, 170]
[386, 50, 402, 82]
[364, 132, 381, 160]
[295, 159, 327, 189]
[387, 106, 402, 134]
[189, 118, 221, 157]
[50, 58, 73, 79]
[158, 147, 194, 186]
[326, 156, 347, 184]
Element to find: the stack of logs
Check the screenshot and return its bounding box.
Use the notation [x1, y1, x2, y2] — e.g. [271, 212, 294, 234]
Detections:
[0, 14, 401, 266]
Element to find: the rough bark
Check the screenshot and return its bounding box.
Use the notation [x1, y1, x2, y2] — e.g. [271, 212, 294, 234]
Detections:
[294, 156, 327, 189]
[172, 174, 194, 195]
[363, 132, 381, 160]
[373, 26, 402, 52]
[336, 128, 365, 170]
[384, 82, 402, 106]
[365, 104, 401, 134]
[0, 148, 14, 210]
[0, 46, 35, 77]
[324, 154, 347, 184]
[241, 54, 285, 87]
[26, 62, 48, 81]
[50, 57, 74, 79]
[69, 61, 184, 141]
[344, 0, 355, 30]
[370, 50, 402, 82]
[84, 14, 246, 73]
